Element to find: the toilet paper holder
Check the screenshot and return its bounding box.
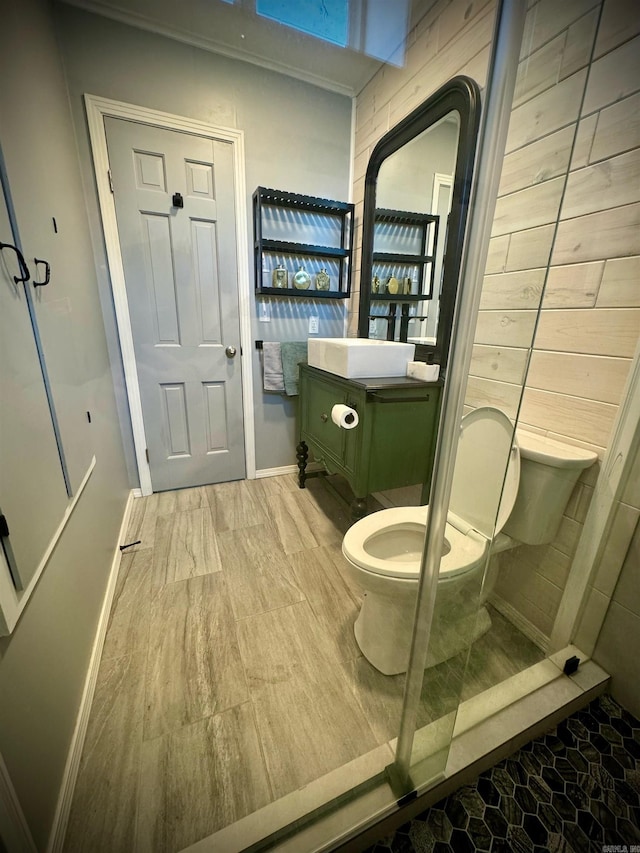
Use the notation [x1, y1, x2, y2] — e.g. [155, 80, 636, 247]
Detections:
[331, 403, 360, 430]
[321, 401, 358, 422]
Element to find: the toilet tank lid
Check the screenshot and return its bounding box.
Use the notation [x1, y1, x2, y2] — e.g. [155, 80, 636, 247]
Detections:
[516, 429, 598, 469]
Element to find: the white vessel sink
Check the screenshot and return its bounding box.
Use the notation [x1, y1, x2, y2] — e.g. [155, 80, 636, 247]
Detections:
[307, 338, 415, 379]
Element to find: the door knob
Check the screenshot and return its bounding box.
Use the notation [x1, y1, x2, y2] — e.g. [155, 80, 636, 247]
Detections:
[225, 345, 237, 358]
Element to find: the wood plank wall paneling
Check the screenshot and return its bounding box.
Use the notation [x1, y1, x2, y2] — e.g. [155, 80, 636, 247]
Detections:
[594, 0, 640, 57]
[521, 0, 600, 58]
[583, 35, 640, 114]
[533, 308, 640, 358]
[589, 91, 640, 163]
[388, 8, 495, 133]
[352, 0, 640, 640]
[597, 256, 640, 307]
[486, 235, 510, 274]
[504, 224, 555, 271]
[465, 376, 521, 419]
[542, 261, 604, 308]
[519, 387, 618, 447]
[480, 269, 546, 310]
[526, 351, 632, 404]
[492, 175, 565, 236]
[499, 125, 575, 195]
[562, 149, 640, 220]
[470, 344, 530, 384]
[552, 203, 640, 266]
[505, 70, 588, 153]
[572, 114, 599, 168]
[560, 9, 601, 78]
[474, 310, 538, 348]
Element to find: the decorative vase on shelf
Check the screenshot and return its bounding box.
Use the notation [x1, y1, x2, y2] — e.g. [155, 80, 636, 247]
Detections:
[272, 265, 288, 288]
[315, 268, 330, 291]
[372, 275, 380, 294]
[387, 276, 399, 295]
[293, 266, 311, 290]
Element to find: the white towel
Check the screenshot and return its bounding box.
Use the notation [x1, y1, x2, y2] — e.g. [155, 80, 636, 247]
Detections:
[262, 342, 285, 392]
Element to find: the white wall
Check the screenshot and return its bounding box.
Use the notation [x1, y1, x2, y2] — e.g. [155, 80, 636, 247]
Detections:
[54, 4, 354, 477]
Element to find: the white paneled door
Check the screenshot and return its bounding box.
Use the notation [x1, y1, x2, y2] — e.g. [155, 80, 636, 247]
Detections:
[105, 118, 245, 491]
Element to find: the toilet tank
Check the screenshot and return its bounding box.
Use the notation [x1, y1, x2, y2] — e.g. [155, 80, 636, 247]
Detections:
[502, 430, 598, 545]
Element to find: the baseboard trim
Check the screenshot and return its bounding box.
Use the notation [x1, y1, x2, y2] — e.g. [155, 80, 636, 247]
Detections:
[255, 463, 322, 479]
[490, 593, 550, 653]
[46, 489, 136, 853]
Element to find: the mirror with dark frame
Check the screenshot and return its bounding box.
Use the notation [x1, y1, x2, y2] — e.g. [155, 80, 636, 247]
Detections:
[357, 76, 481, 372]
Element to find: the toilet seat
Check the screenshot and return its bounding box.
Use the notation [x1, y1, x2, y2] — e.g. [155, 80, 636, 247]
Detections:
[344, 505, 488, 580]
[342, 407, 520, 581]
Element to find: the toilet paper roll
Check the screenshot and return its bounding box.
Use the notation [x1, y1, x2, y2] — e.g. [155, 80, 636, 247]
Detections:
[331, 404, 359, 430]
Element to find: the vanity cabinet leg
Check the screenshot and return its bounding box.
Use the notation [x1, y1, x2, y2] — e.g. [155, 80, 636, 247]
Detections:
[351, 496, 367, 521]
[296, 441, 308, 488]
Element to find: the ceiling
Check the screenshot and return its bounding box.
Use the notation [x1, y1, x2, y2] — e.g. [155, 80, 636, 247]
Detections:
[59, 0, 435, 96]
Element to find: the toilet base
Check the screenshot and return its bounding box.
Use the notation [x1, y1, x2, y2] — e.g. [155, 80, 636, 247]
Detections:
[353, 589, 492, 676]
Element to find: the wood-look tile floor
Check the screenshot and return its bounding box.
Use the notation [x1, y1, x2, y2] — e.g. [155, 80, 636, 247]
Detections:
[64, 475, 544, 853]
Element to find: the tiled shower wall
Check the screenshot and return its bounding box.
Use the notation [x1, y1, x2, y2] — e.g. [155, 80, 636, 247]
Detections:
[583, 440, 640, 717]
[350, 0, 640, 644]
[486, 0, 640, 641]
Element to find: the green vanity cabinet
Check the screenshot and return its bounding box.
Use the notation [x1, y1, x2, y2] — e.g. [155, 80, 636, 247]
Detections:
[297, 365, 442, 517]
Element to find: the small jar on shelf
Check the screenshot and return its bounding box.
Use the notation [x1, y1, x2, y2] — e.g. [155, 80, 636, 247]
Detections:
[272, 265, 288, 288]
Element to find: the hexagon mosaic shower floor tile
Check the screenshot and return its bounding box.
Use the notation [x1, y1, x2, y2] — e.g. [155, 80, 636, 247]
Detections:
[365, 694, 640, 853]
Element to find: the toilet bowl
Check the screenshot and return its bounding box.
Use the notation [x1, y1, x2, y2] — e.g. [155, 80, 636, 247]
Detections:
[341, 407, 598, 675]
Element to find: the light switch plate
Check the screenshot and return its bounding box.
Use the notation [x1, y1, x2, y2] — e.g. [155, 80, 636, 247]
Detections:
[309, 316, 319, 334]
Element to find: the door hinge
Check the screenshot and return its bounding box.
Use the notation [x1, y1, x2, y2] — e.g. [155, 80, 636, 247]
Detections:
[145, 448, 150, 464]
[108, 169, 114, 193]
[0, 514, 9, 538]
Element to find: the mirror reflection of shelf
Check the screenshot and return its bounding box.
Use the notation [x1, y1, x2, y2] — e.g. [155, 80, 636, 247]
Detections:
[368, 293, 440, 343]
[371, 207, 439, 302]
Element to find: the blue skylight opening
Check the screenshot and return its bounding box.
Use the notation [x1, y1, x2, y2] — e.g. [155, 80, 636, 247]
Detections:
[256, 0, 349, 48]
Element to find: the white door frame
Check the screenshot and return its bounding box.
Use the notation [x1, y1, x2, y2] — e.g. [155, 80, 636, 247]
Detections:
[425, 172, 452, 340]
[85, 94, 255, 495]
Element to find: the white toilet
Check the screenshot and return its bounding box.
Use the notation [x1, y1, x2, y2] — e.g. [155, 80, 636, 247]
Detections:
[341, 406, 598, 675]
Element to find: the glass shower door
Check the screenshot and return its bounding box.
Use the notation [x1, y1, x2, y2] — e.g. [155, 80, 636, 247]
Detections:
[390, 0, 608, 794]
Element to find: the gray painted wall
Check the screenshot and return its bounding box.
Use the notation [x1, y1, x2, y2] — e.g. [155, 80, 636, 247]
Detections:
[54, 5, 354, 478]
[0, 0, 130, 846]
